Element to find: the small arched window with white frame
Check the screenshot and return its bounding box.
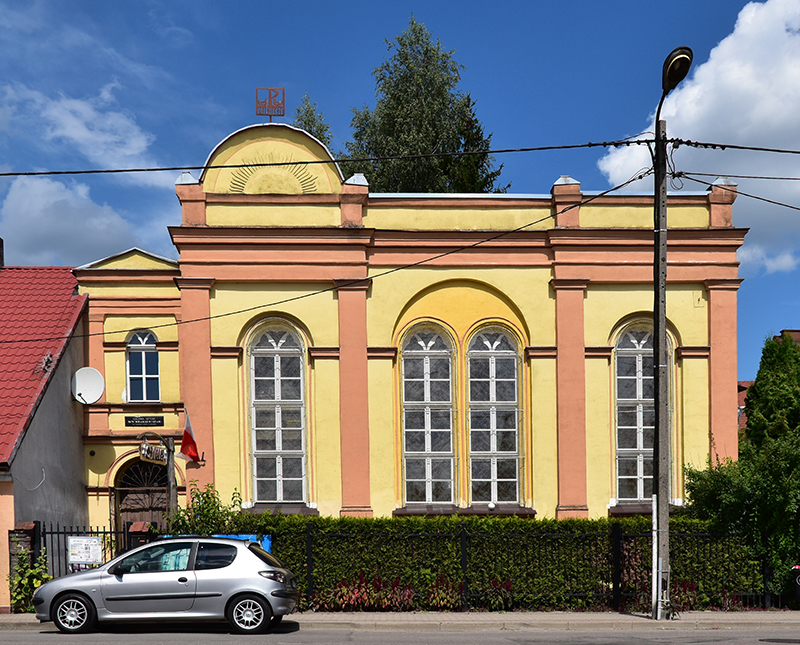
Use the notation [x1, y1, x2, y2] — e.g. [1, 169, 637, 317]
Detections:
[127, 331, 160, 402]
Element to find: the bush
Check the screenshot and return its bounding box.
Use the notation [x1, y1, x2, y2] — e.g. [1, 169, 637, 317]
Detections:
[8, 543, 51, 613]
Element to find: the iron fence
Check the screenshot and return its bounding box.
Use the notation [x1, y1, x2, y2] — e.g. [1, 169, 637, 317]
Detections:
[38, 523, 131, 578]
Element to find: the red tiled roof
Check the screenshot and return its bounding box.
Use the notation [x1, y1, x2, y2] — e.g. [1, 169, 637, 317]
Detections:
[0, 267, 87, 466]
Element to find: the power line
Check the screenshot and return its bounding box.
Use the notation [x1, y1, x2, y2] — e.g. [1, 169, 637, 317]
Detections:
[0, 139, 650, 179]
[678, 171, 800, 182]
[677, 172, 800, 212]
[0, 169, 652, 347]
[676, 139, 800, 155]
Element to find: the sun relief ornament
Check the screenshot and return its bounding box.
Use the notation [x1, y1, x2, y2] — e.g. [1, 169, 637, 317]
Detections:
[228, 152, 318, 194]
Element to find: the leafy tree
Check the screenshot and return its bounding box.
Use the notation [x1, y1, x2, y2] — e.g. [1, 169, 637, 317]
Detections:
[683, 333, 800, 593]
[293, 93, 333, 149]
[742, 333, 800, 450]
[343, 17, 507, 193]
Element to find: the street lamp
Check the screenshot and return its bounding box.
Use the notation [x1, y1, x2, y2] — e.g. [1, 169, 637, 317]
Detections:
[653, 46, 692, 621]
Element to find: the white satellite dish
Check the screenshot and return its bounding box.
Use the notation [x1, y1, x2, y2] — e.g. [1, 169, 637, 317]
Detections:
[71, 367, 105, 404]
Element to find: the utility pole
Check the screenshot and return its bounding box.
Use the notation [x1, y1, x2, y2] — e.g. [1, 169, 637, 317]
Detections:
[652, 47, 693, 620]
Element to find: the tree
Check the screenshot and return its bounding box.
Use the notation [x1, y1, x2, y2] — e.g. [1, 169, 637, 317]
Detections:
[683, 333, 800, 593]
[293, 93, 333, 149]
[343, 17, 507, 193]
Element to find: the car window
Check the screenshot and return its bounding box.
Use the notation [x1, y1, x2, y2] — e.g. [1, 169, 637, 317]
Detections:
[195, 543, 237, 570]
[118, 542, 192, 574]
[248, 543, 283, 568]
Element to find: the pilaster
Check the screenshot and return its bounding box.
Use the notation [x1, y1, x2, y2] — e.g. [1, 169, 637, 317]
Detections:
[174, 277, 215, 484]
[552, 278, 589, 518]
[335, 278, 373, 517]
[705, 278, 742, 461]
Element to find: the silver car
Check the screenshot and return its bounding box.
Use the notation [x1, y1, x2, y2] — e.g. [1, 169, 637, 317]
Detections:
[32, 536, 299, 634]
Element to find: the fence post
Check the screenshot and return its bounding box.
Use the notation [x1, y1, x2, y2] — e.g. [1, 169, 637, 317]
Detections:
[460, 522, 468, 611]
[612, 522, 622, 612]
[306, 521, 314, 603]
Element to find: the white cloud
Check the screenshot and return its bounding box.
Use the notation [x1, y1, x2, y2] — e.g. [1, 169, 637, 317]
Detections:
[0, 176, 141, 266]
[0, 83, 173, 188]
[598, 0, 800, 273]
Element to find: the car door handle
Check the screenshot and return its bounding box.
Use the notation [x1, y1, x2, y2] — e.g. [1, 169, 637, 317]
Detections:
[178, 577, 188, 583]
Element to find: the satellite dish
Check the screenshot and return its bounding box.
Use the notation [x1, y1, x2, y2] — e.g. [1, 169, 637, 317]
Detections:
[71, 367, 105, 404]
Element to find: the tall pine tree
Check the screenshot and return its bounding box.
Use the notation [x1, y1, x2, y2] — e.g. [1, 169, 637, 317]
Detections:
[344, 17, 506, 193]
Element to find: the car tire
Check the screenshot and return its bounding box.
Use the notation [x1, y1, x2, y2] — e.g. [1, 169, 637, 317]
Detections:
[227, 594, 272, 634]
[52, 593, 97, 634]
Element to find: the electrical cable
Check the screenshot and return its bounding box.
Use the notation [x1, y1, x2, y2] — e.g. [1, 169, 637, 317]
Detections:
[0, 139, 652, 179]
[676, 172, 800, 212]
[0, 169, 652, 347]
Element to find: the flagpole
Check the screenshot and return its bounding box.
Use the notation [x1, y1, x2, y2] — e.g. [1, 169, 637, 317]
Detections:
[166, 437, 178, 514]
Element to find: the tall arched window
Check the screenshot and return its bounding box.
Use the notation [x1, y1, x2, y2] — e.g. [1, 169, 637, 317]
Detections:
[250, 326, 306, 503]
[127, 331, 159, 402]
[468, 329, 520, 504]
[615, 327, 655, 501]
[401, 328, 454, 504]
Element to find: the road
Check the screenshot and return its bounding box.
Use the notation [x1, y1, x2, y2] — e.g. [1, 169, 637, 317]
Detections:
[4, 622, 800, 645]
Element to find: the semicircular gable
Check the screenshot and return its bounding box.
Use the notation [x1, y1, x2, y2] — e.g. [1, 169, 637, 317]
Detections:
[393, 279, 529, 344]
[201, 124, 343, 195]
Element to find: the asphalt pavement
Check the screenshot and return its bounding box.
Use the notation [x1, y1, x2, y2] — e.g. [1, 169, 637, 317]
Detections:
[4, 609, 800, 632]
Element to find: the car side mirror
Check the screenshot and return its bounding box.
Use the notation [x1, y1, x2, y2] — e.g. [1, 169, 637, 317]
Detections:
[109, 563, 123, 577]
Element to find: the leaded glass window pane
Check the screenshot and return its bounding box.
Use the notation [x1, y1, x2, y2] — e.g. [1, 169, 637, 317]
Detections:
[468, 330, 520, 504]
[251, 327, 306, 504]
[615, 328, 660, 502]
[401, 328, 454, 504]
[127, 330, 160, 403]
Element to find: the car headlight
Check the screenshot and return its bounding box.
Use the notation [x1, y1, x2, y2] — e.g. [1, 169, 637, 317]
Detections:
[259, 570, 286, 583]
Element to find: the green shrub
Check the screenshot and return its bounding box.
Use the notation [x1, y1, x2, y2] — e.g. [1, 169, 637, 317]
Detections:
[8, 543, 51, 613]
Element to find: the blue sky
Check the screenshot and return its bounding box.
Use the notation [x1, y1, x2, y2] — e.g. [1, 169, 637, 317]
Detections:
[0, 0, 798, 379]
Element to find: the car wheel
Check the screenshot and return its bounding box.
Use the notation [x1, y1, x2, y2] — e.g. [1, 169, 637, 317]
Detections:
[227, 594, 271, 634]
[52, 593, 97, 634]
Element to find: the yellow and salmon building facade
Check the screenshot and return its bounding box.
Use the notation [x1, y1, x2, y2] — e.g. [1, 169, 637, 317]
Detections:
[75, 124, 746, 524]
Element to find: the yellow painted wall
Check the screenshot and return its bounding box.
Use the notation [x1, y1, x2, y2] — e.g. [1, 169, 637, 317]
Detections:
[584, 284, 708, 347]
[580, 204, 709, 228]
[209, 283, 339, 347]
[311, 360, 342, 516]
[205, 204, 340, 227]
[368, 358, 397, 517]
[530, 358, 558, 517]
[202, 125, 342, 196]
[585, 358, 613, 518]
[211, 356, 244, 500]
[80, 283, 179, 300]
[363, 205, 553, 231]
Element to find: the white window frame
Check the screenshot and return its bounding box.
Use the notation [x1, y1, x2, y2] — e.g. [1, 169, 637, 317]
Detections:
[126, 331, 160, 403]
[467, 329, 521, 505]
[401, 328, 455, 505]
[250, 327, 307, 504]
[615, 327, 657, 502]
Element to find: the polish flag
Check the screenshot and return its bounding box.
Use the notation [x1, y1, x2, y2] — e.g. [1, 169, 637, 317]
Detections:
[177, 412, 200, 462]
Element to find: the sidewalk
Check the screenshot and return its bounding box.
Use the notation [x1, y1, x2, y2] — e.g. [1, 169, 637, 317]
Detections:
[3, 610, 800, 632]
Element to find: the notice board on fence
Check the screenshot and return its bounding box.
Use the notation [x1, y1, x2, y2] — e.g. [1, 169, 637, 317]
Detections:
[68, 536, 103, 565]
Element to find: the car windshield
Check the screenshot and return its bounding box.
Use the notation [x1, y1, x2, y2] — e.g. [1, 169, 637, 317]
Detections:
[248, 543, 283, 568]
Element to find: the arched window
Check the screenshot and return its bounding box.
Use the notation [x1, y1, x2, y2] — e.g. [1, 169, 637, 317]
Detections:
[250, 326, 306, 503]
[467, 329, 520, 504]
[401, 328, 454, 504]
[615, 327, 655, 501]
[127, 331, 159, 402]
